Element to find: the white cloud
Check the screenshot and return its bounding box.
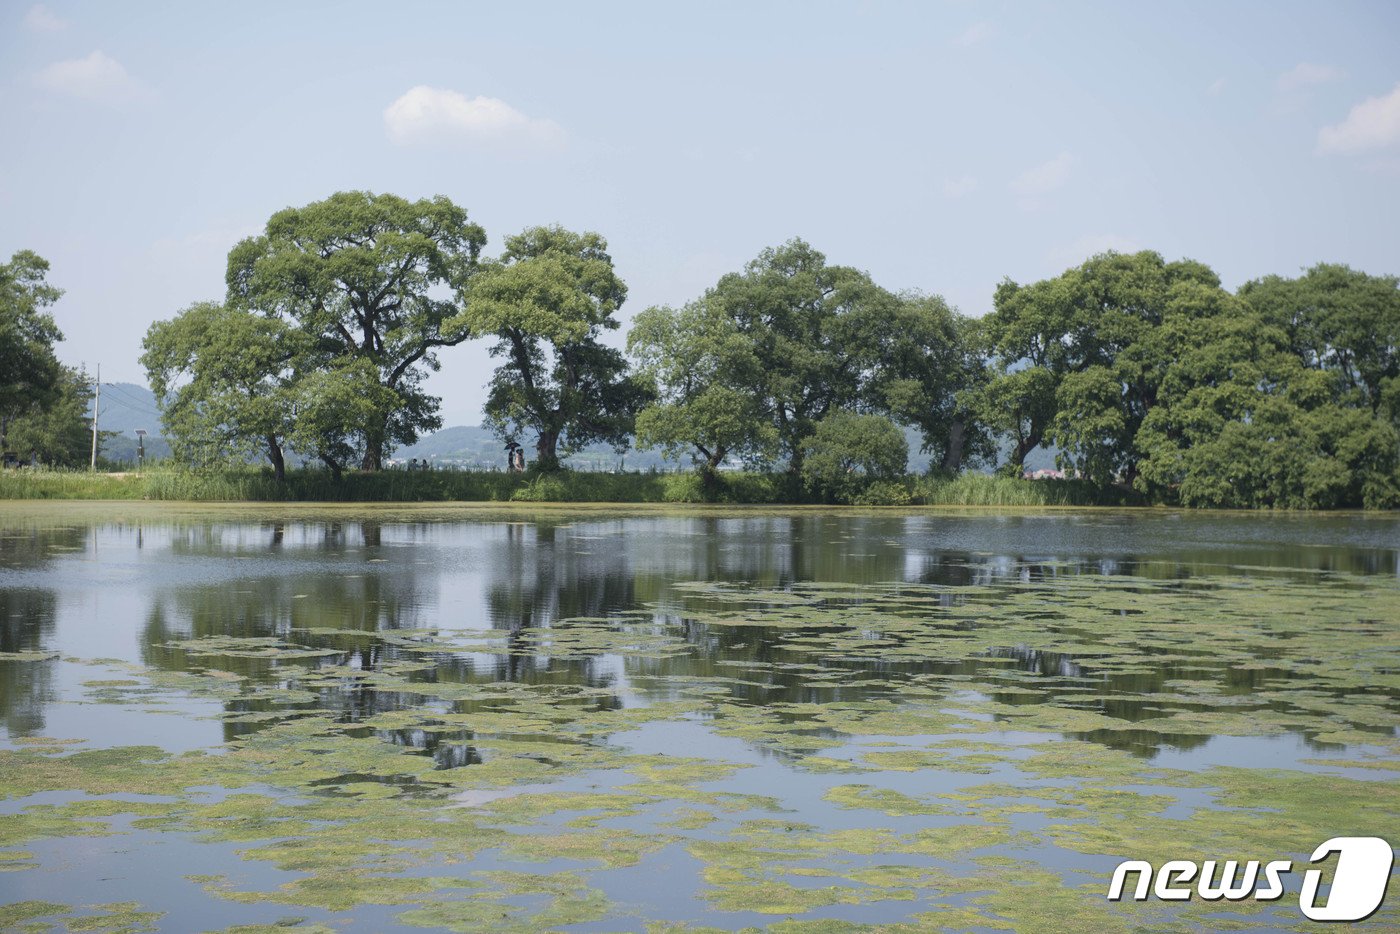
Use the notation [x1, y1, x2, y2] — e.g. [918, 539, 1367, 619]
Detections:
[384, 86, 565, 148]
[942, 175, 978, 198]
[24, 4, 67, 31]
[954, 21, 994, 47]
[1317, 82, 1400, 154]
[1206, 77, 1226, 97]
[34, 51, 152, 105]
[1277, 62, 1342, 92]
[1010, 152, 1073, 195]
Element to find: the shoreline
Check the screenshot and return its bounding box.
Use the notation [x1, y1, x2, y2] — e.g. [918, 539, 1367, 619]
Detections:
[0, 498, 1390, 520]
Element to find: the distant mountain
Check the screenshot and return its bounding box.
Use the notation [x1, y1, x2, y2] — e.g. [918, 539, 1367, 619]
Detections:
[396, 424, 950, 473]
[393, 426, 675, 471]
[93, 383, 170, 465]
[95, 382, 163, 434]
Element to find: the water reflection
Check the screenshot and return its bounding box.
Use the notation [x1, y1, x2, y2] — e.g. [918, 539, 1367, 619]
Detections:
[0, 509, 1396, 763]
[0, 523, 89, 735]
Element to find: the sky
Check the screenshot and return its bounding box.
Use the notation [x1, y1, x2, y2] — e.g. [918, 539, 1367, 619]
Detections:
[4, 0, 1400, 427]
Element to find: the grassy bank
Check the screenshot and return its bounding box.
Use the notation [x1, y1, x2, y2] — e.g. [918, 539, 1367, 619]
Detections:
[0, 466, 1136, 507]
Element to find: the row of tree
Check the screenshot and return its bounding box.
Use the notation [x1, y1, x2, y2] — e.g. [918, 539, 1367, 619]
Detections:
[5, 189, 1397, 508]
[139, 193, 990, 491]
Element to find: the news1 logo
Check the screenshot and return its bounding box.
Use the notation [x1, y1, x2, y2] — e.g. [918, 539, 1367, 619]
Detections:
[1108, 837, 1394, 922]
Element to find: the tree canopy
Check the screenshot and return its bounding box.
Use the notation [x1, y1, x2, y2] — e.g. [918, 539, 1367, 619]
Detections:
[227, 191, 485, 470]
[694, 239, 902, 474]
[142, 302, 301, 476]
[628, 297, 776, 483]
[977, 252, 1400, 508]
[0, 250, 66, 453]
[129, 188, 1400, 510]
[459, 226, 650, 471]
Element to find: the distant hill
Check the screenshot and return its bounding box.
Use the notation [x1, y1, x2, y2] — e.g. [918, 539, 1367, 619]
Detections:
[94, 383, 170, 465]
[95, 382, 162, 434]
[394, 426, 676, 471]
[90, 381, 1058, 473]
[396, 424, 959, 473]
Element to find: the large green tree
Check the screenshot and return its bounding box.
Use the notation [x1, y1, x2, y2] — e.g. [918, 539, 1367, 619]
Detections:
[142, 302, 302, 477]
[698, 239, 900, 475]
[1239, 264, 1400, 420]
[284, 359, 403, 480]
[459, 226, 650, 471]
[1134, 297, 1400, 509]
[0, 250, 65, 454]
[865, 293, 992, 472]
[628, 298, 777, 486]
[5, 365, 94, 467]
[979, 250, 1225, 483]
[226, 191, 485, 470]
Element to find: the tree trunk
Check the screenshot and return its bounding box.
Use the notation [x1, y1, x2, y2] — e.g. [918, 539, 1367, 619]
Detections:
[266, 435, 286, 481]
[361, 431, 384, 472]
[1010, 432, 1041, 471]
[786, 445, 804, 477]
[701, 447, 726, 499]
[940, 419, 967, 473]
[535, 430, 560, 472]
[322, 455, 343, 481]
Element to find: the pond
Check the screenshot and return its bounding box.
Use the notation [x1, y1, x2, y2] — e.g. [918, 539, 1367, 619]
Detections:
[0, 503, 1397, 932]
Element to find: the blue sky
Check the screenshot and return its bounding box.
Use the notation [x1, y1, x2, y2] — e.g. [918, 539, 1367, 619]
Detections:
[4, 0, 1399, 426]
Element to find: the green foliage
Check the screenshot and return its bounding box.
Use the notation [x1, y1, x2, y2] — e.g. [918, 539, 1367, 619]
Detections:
[1134, 265, 1400, 508]
[865, 294, 993, 471]
[630, 242, 986, 484]
[980, 250, 1223, 482]
[461, 227, 650, 471]
[0, 250, 65, 452]
[965, 365, 1058, 475]
[800, 411, 908, 502]
[226, 191, 485, 470]
[850, 478, 914, 506]
[629, 299, 777, 484]
[700, 239, 903, 473]
[285, 359, 403, 478]
[4, 366, 94, 467]
[1241, 263, 1400, 414]
[981, 251, 1400, 508]
[141, 302, 298, 474]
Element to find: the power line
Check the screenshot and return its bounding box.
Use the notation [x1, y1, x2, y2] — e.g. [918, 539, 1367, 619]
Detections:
[97, 387, 164, 429]
[100, 383, 163, 414]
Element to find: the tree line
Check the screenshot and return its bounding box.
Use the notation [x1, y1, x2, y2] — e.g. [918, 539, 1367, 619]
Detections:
[4, 189, 1397, 509]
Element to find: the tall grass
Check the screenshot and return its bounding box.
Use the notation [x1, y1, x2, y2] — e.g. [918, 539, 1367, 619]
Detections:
[0, 466, 1134, 507]
[0, 469, 146, 500]
[909, 472, 1139, 507]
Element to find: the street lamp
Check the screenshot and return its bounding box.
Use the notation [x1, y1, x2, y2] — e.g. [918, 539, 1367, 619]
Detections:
[135, 429, 147, 473]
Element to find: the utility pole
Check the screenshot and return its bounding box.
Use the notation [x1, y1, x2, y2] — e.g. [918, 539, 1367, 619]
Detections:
[89, 364, 100, 471]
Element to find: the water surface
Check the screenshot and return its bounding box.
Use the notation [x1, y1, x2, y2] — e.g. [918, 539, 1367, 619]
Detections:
[1, 504, 1397, 932]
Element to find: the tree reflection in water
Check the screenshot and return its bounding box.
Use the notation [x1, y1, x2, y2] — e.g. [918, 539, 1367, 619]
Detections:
[0, 523, 88, 736]
[2, 510, 1385, 763]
